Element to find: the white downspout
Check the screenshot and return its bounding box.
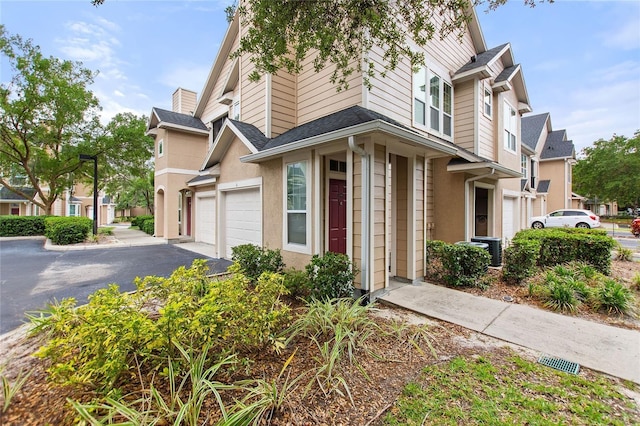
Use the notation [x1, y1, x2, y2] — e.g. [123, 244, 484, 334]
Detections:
[348, 136, 370, 294]
[464, 170, 495, 241]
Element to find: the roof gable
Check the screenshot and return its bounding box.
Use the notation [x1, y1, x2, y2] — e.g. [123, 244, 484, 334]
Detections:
[148, 108, 209, 134]
[540, 133, 575, 160]
[521, 113, 550, 151]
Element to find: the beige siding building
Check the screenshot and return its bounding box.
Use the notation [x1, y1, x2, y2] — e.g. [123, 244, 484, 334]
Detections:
[149, 6, 540, 297]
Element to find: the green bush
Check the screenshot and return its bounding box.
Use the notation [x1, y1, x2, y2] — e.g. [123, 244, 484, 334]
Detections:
[426, 240, 490, 288]
[141, 218, 154, 235]
[512, 228, 614, 274]
[44, 216, 92, 245]
[231, 244, 285, 282]
[0, 215, 47, 236]
[283, 268, 311, 299]
[595, 280, 634, 314]
[33, 260, 291, 391]
[131, 214, 153, 228]
[306, 252, 358, 300]
[502, 239, 541, 285]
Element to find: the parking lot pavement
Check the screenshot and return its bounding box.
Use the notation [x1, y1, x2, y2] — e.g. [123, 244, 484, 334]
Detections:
[0, 238, 231, 334]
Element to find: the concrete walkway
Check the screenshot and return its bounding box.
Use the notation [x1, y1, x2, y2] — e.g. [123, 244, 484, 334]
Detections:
[44, 224, 218, 259]
[381, 281, 640, 384]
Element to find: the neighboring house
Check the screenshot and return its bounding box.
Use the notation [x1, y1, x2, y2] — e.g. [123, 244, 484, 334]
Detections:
[148, 6, 532, 296]
[0, 186, 37, 216]
[53, 184, 116, 226]
[521, 113, 580, 222]
[584, 199, 617, 217]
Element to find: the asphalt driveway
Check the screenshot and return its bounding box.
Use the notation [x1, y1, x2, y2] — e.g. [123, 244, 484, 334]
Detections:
[0, 239, 231, 334]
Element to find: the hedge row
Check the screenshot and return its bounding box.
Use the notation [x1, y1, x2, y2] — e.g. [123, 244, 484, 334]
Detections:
[45, 217, 93, 245]
[131, 215, 153, 229]
[0, 215, 47, 236]
[141, 218, 154, 235]
[505, 228, 615, 280]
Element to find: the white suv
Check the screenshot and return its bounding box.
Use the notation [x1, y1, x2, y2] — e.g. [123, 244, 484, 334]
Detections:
[529, 209, 600, 229]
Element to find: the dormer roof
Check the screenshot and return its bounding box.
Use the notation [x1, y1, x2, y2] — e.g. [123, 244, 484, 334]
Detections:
[521, 113, 550, 151]
[147, 108, 209, 136]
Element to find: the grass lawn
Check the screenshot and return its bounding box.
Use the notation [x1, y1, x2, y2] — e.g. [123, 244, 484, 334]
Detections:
[384, 349, 639, 425]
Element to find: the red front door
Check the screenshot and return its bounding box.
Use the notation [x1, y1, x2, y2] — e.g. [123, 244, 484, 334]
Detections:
[329, 179, 347, 254]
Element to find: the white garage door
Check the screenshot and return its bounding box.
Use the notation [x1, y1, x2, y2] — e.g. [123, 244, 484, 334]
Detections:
[502, 197, 516, 242]
[224, 188, 261, 259]
[196, 195, 216, 245]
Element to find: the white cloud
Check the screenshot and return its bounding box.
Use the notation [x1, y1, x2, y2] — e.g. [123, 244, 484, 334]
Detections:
[599, 19, 640, 51]
[548, 71, 640, 153]
[113, 90, 125, 97]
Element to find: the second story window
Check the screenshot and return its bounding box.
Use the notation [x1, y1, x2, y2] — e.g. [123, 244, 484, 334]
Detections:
[414, 66, 453, 138]
[530, 158, 537, 189]
[232, 100, 240, 120]
[484, 86, 492, 117]
[521, 154, 528, 178]
[503, 102, 517, 152]
[158, 139, 164, 157]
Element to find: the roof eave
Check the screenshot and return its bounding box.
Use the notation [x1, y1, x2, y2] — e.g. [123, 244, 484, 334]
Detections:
[452, 66, 491, 83]
[201, 120, 260, 170]
[157, 122, 209, 136]
[240, 121, 458, 163]
[194, 11, 240, 117]
[447, 161, 522, 179]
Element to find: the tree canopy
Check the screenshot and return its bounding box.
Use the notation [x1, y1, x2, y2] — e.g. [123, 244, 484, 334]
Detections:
[92, 0, 543, 91]
[0, 25, 101, 214]
[573, 132, 640, 208]
[0, 26, 154, 215]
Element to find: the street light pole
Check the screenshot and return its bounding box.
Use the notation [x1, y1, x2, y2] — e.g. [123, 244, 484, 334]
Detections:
[79, 154, 98, 236]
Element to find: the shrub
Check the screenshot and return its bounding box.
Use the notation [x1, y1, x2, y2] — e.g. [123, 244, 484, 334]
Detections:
[141, 218, 154, 235]
[131, 214, 153, 228]
[283, 268, 311, 299]
[44, 216, 92, 245]
[543, 279, 580, 313]
[33, 260, 292, 391]
[512, 228, 615, 274]
[231, 244, 285, 282]
[502, 239, 540, 285]
[614, 243, 633, 261]
[0, 215, 47, 236]
[426, 240, 491, 287]
[595, 280, 634, 314]
[306, 252, 358, 300]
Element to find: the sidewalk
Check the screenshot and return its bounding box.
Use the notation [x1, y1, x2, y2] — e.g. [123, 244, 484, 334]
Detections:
[380, 280, 640, 384]
[44, 224, 218, 259]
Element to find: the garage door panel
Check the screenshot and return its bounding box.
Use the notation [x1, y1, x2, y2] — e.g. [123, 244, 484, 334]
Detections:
[196, 196, 216, 245]
[224, 188, 261, 259]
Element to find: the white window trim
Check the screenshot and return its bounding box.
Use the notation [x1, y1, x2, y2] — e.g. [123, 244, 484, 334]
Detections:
[412, 65, 454, 140]
[483, 83, 493, 119]
[282, 152, 312, 254]
[520, 153, 528, 179]
[158, 139, 164, 157]
[503, 101, 517, 153]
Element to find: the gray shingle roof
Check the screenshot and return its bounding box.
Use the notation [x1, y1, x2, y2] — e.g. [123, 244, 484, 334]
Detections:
[233, 105, 426, 152]
[153, 107, 208, 131]
[541, 132, 575, 160]
[187, 175, 217, 184]
[0, 187, 35, 201]
[521, 179, 528, 191]
[494, 65, 519, 84]
[521, 113, 549, 151]
[454, 43, 509, 76]
[228, 120, 270, 150]
[537, 180, 551, 193]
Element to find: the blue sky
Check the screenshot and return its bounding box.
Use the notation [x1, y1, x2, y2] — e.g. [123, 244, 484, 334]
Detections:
[1, 0, 639, 154]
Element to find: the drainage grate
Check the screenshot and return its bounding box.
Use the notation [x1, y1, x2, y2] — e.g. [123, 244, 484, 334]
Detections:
[538, 355, 580, 375]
